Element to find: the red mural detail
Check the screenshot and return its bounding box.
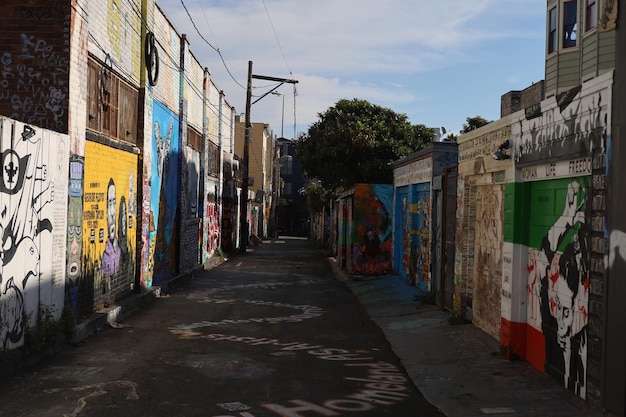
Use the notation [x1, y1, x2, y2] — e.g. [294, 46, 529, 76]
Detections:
[351, 185, 392, 276]
[206, 202, 220, 257]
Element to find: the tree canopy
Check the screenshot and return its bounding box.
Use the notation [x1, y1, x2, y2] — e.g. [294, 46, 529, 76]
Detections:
[295, 98, 434, 190]
[461, 116, 492, 133]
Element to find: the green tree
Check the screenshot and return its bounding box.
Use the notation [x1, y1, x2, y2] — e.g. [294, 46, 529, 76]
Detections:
[461, 116, 492, 133]
[295, 98, 434, 190]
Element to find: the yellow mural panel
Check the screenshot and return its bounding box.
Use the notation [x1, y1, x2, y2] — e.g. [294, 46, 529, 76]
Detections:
[83, 141, 138, 303]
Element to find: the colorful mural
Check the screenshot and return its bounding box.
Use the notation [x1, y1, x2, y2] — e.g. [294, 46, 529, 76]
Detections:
[66, 154, 85, 315]
[206, 190, 220, 258]
[0, 119, 68, 349]
[410, 185, 430, 291]
[149, 101, 180, 285]
[526, 177, 591, 399]
[500, 72, 612, 400]
[351, 184, 392, 276]
[83, 141, 137, 309]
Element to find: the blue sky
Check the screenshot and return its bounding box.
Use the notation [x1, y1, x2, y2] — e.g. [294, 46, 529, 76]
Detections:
[158, 0, 547, 139]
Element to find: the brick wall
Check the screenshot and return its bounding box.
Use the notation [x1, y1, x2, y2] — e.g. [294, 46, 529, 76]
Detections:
[0, 0, 71, 133]
[500, 90, 522, 118]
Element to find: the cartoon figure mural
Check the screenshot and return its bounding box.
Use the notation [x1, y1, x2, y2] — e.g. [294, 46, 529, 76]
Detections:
[66, 155, 84, 314]
[83, 141, 137, 310]
[527, 178, 590, 399]
[0, 120, 68, 349]
[148, 102, 180, 285]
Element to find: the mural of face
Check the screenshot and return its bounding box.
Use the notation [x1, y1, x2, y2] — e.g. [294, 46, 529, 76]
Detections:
[107, 179, 117, 241]
[66, 197, 82, 282]
[553, 274, 575, 349]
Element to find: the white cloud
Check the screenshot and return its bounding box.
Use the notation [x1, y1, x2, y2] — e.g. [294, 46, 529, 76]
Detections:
[159, 0, 546, 137]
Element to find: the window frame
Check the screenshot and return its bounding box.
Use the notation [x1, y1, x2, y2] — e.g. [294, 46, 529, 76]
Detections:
[562, 0, 578, 49]
[585, 0, 597, 32]
[548, 6, 558, 53]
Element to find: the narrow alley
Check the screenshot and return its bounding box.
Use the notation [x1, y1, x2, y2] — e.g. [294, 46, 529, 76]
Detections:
[0, 238, 444, 417]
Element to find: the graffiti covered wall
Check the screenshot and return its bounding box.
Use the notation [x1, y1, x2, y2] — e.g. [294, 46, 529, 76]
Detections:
[524, 177, 591, 399]
[351, 184, 393, 276]
[473, 184, 503, 340]
[396, 183, 431, 292]
[205, 182, 220, 259]
[148, 101, 180, 285]
[83, 141, 137, 310]
[66, 154, 86, 316]
[0, 1, 71, 134]
[0, 119, 68, 349]
[503, 72, 612, 400]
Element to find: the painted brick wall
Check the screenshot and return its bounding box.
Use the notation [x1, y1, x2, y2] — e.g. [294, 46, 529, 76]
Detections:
[186, 53, 204, 132]
[86, 0, 142, 85]
[0, 0, 71, 133]
[83, 140, 138, 310]
[0, 118, 69, 349]
[151, 6, 180, 112]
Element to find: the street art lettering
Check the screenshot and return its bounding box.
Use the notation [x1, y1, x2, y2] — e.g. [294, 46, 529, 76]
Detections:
[189, 332, 408, 416]
[82, 141, 136, 309]
[262, 363, 409, 417]
[0, 121, 67, 349]
[527, 179, 590, 399]
[169, 299, 324, 331]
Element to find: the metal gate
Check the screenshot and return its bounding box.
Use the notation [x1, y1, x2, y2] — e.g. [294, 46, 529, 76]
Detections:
[442, 165, 457, 311]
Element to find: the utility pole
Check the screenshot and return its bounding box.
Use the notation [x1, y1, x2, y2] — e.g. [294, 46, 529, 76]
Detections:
[238, 61, 298, 253]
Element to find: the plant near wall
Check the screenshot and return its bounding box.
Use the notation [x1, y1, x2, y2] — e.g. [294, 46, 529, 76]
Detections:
[23, 305, 76, 354]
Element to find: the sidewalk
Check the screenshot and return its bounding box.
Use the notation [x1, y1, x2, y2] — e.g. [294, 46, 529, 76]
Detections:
[330, 259, 603, 417]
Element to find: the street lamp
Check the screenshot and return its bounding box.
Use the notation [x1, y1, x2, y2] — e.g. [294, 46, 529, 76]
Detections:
[238, 61, 297, 253]
[271, 91, 285, 138]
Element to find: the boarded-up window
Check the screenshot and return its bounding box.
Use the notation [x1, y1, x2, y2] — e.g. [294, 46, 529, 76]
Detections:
[207, 140, 219, 176]
[87, 57, 138, 145]
[187, 127, 203, 152]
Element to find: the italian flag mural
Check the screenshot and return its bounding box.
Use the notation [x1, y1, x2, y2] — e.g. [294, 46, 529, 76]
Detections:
[504, 176, 591, 399]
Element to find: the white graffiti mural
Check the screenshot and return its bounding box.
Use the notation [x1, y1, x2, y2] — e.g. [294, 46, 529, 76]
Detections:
[0, 119, 68, 349]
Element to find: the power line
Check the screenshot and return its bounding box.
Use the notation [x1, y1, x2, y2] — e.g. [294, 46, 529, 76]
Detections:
[179, 0, 247, 90]
[261, 0, 293, 77]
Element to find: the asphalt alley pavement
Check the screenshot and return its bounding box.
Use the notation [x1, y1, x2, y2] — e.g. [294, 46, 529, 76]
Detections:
[335, 255, 603, 417]
[0, 237, 445, 417]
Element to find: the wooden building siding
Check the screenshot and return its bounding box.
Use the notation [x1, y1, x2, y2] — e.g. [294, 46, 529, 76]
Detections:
[545, 55, 558, 96]
[581, 34, 599, 81]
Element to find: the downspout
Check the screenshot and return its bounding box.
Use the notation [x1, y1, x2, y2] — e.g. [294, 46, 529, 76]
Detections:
[218, 90, 224, 249]
[202, 67, 209, 262]
[177, 34, 187, 272]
